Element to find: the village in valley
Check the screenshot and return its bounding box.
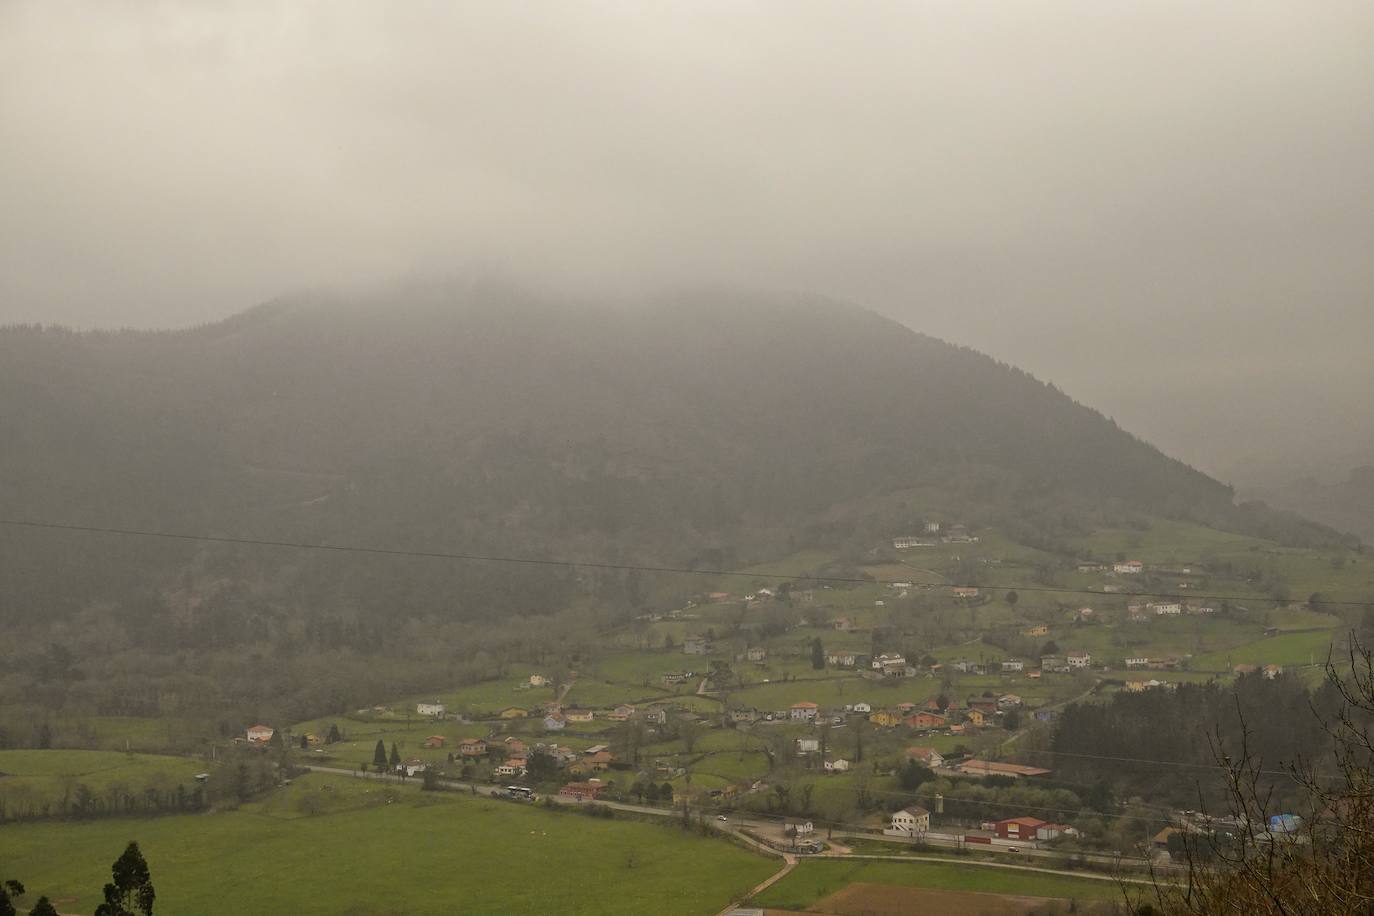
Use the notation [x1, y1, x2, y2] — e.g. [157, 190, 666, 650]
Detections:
[254, 516, 1356, 868]
[1, 510, 1366, 914]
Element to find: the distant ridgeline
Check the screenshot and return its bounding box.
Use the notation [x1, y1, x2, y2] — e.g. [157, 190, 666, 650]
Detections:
[0, 286, 1347, 668]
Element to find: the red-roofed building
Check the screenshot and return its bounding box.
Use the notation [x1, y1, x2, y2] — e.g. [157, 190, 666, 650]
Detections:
[995, 816, 1047, 840]
[559, 780, 607, 801]
[790, 702, 819, 721]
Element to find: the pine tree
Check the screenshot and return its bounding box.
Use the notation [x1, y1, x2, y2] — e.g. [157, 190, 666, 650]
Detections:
[389, 742, 401, 768]
[29, 898, 59, 916]
[93, 841, 155, 916]
[811, 637, 824, 670]
[373, 740, 387, 768]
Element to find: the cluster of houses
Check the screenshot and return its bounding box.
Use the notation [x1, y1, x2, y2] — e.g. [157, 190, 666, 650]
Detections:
[730, 695, 1030, 737]
[883, 808, 1072, 842]
[892, 522, 976, 549]
[950, 651, 1092, 677]
[438, 735, 618, 781]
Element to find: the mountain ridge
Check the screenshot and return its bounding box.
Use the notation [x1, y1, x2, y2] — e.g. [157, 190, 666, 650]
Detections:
[0, 285, 1345, 635]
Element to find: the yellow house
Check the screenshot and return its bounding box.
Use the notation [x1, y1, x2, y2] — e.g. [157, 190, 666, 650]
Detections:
[672, 786, 706, 806]
[965, 709, 985, 727]
[868, 710, 901, 728]
[499, 706, 529, 719]
[1021, 625, 1049, 637]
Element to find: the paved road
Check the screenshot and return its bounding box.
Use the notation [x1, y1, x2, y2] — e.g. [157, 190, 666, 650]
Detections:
[305, 763, 1164, 875]
[833, 827, 1164, 872]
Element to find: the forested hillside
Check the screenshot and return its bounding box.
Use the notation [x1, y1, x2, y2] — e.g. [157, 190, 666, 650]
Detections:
[0, 285, 1343, 726]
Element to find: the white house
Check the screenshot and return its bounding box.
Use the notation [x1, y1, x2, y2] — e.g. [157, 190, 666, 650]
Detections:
[790, 702, 819, 721]
[796, 737, 821, 755]
[683, 635, 710, 655]
[823, 758, 851, 773]
[905, 746, 944, 768]
[884, 805, 931, 838]
[398, 757, 427, 777]
[416, 702, 446, 717]
[1067, 651, 1092, 669]
[494, 760, 527, 777]
[746, 647, 767, 662]
[827, 651, 858, 667]
[1149, 602, 1182, 616]
[529, 675, 549, 688]
[1114, 560, 1144, 574]
[873, 654, 909, 677]
[850, 702, 872, 714]
[1124, 656, 1150, 669]
[784, 820, 814, 837]
[1001, 658, 1025, 673]
[245, 725, 274, 743]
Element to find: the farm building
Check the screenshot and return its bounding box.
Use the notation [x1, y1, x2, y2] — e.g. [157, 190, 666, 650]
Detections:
[958, 760, 1051, 779]
[885, 805, 931, 837]
[995, 816, 1047, 840]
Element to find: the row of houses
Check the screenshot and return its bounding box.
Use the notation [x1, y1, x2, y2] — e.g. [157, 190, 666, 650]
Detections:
[1128, 602, 1215, 621]
[952, 652, 1092, 675]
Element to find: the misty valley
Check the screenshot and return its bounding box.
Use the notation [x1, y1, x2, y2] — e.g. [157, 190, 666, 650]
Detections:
[1, 292, 1371, 915]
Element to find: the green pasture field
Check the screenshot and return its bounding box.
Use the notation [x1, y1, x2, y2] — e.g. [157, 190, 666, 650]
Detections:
[729, 674, 929, 713]
[1191, 628, 1345, 671]
[563, 678, 676, 708]
[0, 773, 777, 916]
[36, 716, 212, 754]
[752, 858, 1123, 909]
[0, 750, 205, 819]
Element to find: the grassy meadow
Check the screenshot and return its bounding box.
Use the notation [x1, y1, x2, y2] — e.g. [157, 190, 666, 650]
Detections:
[0, 773, 777, 916]
[752, 858, 1124, 910]
[0, 750, 205, 819]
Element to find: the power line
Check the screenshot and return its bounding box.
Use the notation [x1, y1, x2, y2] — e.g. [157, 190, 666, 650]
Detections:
[1, 516, 1371, 608]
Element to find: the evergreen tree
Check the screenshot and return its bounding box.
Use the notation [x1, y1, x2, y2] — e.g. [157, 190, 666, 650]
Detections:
[373, 740, 387, 768]
[93, 841, 155, 916]
[811, 637, 824, 670]
[29, 898, 59, 916]
[1, 879, 26, 916]
[327, 723, 342, 743]
[389, 742, 401, 768]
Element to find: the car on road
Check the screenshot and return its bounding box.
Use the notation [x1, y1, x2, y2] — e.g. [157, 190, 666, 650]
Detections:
[1006, 846, 1019, 853]
[717, 815, 728, 821]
